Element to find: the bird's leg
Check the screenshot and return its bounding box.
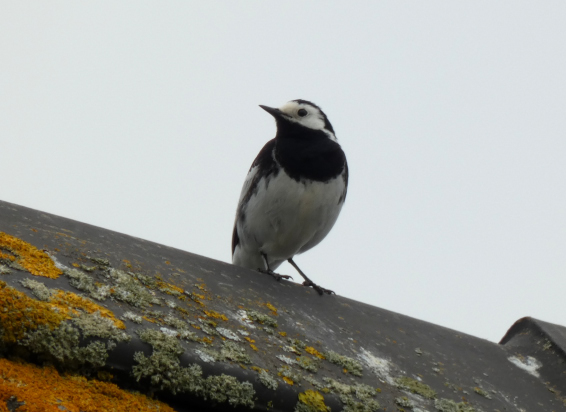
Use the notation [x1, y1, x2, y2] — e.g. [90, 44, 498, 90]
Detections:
[287, 258, 335, 295]
[257, 253, 293, 281]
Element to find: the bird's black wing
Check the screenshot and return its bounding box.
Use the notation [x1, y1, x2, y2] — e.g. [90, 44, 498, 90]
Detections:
[339, 160, 348, 203]
[231, 139, 279, 255]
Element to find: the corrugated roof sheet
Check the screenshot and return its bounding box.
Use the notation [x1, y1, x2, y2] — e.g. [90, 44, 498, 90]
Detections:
[1, 199, 564, 412]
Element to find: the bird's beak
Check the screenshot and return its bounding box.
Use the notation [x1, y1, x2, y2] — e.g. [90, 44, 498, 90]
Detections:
[259, 105, 284, 119]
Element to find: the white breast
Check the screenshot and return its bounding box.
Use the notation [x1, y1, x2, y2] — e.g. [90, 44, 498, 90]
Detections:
[233, 167, 345, 271]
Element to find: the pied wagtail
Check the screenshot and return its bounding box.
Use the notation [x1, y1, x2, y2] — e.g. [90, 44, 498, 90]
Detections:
[231, 100, 348, 295]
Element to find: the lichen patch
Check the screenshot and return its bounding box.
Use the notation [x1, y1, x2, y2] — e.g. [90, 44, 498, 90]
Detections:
[0, 232, 62, 278]
[0, 358, 177, 412]
[296, 390, 330, 412]
[325, 350, 363, 376]
[396, 376, 437, 399]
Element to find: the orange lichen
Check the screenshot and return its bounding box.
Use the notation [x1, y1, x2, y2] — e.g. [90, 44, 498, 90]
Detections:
[0, 281, 125, 344]
[298, 390, 330, 412]
[50, 291, 126, 330]
[250, 344, 258, 351]
[266, 303, 277, 315]
[282, 376, 294, 385]
[278, 332, 287, 337]
[0, 281, 67, 342]
[0, 358, 176, 412]
[204, 310, 228, 321]
[0, 232, 62, 279]
[305, 346, 326, 360]
[155, 280, 184, 295]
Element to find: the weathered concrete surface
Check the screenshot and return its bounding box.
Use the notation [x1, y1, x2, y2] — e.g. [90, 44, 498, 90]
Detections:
[0, 199, 565, 412]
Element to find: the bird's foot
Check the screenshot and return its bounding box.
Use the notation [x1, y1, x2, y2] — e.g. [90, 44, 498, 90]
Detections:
[302, 280, 335, 295]
[258, 268, 293, 281]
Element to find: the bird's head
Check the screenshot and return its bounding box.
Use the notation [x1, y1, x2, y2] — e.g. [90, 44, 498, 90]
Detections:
[260, 100, 336, 141]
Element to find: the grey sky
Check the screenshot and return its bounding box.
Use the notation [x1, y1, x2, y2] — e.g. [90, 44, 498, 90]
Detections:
[2, 2, 565, 342]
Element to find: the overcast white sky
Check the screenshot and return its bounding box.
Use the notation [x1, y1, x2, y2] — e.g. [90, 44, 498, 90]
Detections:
[2, 2, 565, 342]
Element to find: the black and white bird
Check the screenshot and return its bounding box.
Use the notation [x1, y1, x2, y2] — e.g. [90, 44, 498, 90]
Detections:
[232, 99, 348, 295]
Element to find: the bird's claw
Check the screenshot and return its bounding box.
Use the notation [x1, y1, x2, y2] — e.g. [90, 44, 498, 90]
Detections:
[258, 268, 293, 281]
[302, 280, 335, 295]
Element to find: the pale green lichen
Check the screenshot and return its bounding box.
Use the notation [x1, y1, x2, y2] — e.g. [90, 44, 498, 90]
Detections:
[163, 314, 188, 330]
[133, 328, 203, 393]
[323, 377, 352, 394]
[87, 284, 111, 301]
[435, 398, 477, 412]
[179, 329, 199, 342]
[340, 396, 380, 412]
[129, 271, 158, 288]
[158, 314, 196, 340]
[64, 268, 110, 301]
[0, 264, 11, 275]
[72, 312, 130, 342]
[203, 374, 254, 407]
[258, 370, 278, 390]
[132, 350, 206, 394]
[396, 376, 436, 399]
[145, 309, 164, 319]
[108, 269, 161, 307]
[20, 278, 53, 301]
[325, 350, 363, 376]
[395, 396, 414, 408]
[137, 329, 181, 354]
[195, 341, 250, 363]
[195, 349, 216, 363]
[289, 338, 307, 350]
[473, 387, 492, 399]
[86, 256, 110, 266]
[279, 365, 302, 384]
[132, 328, 254, 407]
[21, 324, 110, 368]
[122, 311, 143, 324]
[322, 378, 380, 412]
[303, 375, 324, 390]
[199, 319, 220, 336]
[217, 327, 242, 341]
[277, 355, 297, 365]
[297, 356, 320, 372]
[220, 341, 251, 364]
[246, 310, 277, 328]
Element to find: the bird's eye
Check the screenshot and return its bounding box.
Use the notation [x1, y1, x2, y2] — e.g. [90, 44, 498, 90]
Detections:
[298, 109, 308, 117]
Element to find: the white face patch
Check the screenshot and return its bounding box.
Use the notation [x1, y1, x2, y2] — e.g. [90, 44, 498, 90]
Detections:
[278, 101, 336, 141]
